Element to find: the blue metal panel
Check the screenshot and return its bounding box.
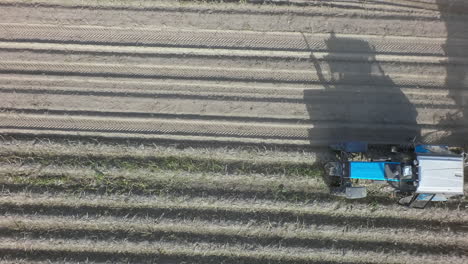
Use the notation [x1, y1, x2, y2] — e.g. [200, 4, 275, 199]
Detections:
[415, 145, 431, 153]
[350, 162, 400, 181]
[415, 145, 450, 154]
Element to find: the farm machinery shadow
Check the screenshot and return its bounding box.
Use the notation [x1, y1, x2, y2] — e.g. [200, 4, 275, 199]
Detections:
[434, 0, 468, 150]
[303, 32, 419, 146]
[302, 33, 420, 193]
[301, 32, 467, 208]
[302, 4, 468, 204]
[436, 0, 468, 183]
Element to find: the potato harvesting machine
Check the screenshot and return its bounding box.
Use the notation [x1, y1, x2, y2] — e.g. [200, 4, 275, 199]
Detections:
[325, 142, 466, 208]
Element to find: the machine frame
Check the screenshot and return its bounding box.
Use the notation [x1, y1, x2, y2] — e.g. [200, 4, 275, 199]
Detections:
[325, 142, 465, 208]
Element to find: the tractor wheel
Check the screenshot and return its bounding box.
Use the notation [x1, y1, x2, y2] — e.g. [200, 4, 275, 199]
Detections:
[329, 176, 341, 187]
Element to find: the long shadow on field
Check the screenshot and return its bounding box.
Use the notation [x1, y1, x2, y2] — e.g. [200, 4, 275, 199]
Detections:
[434, 0, 468, 148]
[1, 226, 466, 257]
[303, 32, 419, 146]
[302, 32, 421, 196]
[1, 202, 467, 232]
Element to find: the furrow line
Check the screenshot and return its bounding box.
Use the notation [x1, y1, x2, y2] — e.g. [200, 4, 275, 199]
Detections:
[1, 113, 466, 146]
[2, 238, 462, 264]
[0, 113, 311, 140]
[0, 60, 454, 87]
[0, 195, 466, 232]
[0, 92, 464, 126]
[3, 41, 467, 65]
[0, 4, 457, 37]
[246, 0, 439, 12]
[0, 137, 322, 164]
[0, 74, 465, 97]
[1, 113, 466, 143]
[0, 163, 327, 202]
[0, 0, 442, 19]
[0, 50, 458, 78]
[0, 23, 455, 56]
[1, 216, 466, 256]
[0, 128, 314, 147]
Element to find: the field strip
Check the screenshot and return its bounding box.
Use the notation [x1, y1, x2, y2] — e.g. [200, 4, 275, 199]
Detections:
[0, 160, 418, 205]
[0, 60, 452, 87]
[2, 41, 465, 65]
[0, 128, 314, 146]
[0, 261, 66, 264]
[0, 74, 465, 97]
[0, 3, 455, 37]
[0, 112, 312, 140]
[0, 138, 322, 164]
[1, 127, 464, 147]
[0, 112, 424, 130]
[2, 238, 462, 264]
[0, 150, 320, 173]
[0, 114, 465, 146]
[260, 0, 443, 11]
[0, 112, 463, 138]
[0, 216, 466, 256]
[0, 74, 315, 95]
[0, 23, 453, 55]
[0, 162, 323, 183]
[0, 51, 453, 79]
[0, 0, 441, 19]
[0, 194, 466, 231]
[2, 191, 466, 221]
[0, 84, 466, 110]
[4, 213, 467, 242]
[0, 165, 327, 200]
[0, 93, 463, 126]
[247, 0, 440, 12]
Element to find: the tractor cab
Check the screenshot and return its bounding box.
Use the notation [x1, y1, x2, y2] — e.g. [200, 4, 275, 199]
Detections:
[325, 142, 465, 208]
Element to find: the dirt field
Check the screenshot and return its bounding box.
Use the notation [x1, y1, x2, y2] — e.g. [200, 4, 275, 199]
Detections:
[0, 0, 467, 263]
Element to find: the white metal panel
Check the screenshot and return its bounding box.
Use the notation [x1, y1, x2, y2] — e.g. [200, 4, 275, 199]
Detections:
[416, 155, 464, 195]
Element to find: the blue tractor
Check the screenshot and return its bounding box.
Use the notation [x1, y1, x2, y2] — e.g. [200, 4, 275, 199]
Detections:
[325, 142, 466, 208]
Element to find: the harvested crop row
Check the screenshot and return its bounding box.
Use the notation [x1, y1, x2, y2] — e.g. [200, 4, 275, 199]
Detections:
[0, 138, 460, 206]
[2, 46, 460, 78]
[0, 144, 322, 177]
[1, 216, 467, 256]
[0, 237, 466, 264]
[0, 164, 330, 203]
[0, 141, 399, 205]
[0, 128, 313, 147]
[0, 137, 322, 163]
[3, 40, 464, 65]
[0, 23, 454, 55]
[0, 60, 454, 87]
[1, 194, 466, 232]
